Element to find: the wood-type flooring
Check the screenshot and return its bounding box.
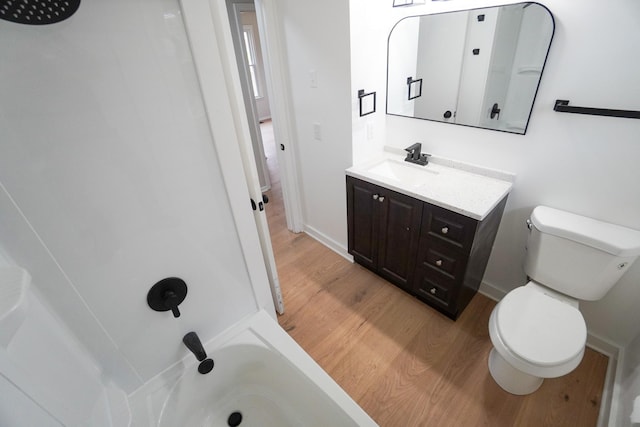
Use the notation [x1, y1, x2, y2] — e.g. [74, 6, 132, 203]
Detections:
[259, 120, 608, 427]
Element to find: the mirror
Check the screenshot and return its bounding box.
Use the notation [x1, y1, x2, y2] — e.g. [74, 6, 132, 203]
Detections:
[386, 3, 554, 134]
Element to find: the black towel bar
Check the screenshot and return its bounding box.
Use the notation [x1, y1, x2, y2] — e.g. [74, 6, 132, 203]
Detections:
[553, 99, 640, 119]
[358, 89, 376, 117]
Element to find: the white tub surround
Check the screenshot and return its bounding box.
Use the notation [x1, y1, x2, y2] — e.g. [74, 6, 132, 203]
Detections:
[0, 266, 30, 348]
[0, 282, 117, 427]
[128, 310, 378, 427]
[346, 148, 514, 220]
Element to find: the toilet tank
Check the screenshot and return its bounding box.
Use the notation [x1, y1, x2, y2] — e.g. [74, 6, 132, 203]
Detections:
[524, 206, 640, 301]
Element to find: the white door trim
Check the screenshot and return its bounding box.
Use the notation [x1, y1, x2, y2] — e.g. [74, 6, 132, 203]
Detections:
[227, 2, 271, 193]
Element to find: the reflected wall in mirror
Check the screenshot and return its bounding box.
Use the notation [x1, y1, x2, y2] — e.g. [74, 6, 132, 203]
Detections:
[387, 3, 554, 134]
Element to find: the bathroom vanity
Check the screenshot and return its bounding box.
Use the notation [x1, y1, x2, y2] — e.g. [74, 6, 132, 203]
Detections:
[346, 153, 513, 319]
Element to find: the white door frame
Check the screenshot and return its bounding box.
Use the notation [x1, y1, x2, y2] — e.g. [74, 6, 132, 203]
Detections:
[227, 1, 271, 193]
[225, 0, 285, 314]
[222, 0, 304, 235]
[180, 0, 281, 317]
[253, 0, 305, 233]
[181, 0, 305, 316]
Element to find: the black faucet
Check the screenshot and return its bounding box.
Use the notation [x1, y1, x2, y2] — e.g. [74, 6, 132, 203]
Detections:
[404, 143, 430, 166]
[183, 332, 214, 374]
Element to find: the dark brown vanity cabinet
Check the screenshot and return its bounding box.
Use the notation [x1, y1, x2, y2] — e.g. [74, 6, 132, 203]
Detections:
[346, 175, 507, 319]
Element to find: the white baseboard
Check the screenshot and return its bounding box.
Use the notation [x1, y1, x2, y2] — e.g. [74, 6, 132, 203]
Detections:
[478, 280, 506, 303]
[302, 225, 352, 262]
[603, 347, 622, 427]
[478, 279, 622, 427]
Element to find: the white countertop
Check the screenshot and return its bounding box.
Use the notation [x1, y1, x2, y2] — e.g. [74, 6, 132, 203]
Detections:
[346, 150, 514, 220]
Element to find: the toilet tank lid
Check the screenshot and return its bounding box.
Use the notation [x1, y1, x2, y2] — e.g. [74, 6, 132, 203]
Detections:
[531, 206, 640, 257]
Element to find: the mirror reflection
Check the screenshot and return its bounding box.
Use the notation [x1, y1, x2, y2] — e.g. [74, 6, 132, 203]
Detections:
[386, 3, 554, 134]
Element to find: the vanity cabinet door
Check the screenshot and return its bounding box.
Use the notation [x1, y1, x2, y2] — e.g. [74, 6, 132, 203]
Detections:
[347, 177, 381, 271]
[347, 176, 422, 290]
[377, 188, 423, 291]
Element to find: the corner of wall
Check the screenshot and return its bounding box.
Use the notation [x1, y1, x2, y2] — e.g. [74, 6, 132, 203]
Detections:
[303, 224, 352, 263]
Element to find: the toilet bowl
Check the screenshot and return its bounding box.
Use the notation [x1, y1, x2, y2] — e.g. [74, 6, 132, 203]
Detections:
[488, 282, 586, 395]
[487, 205, 640, 395]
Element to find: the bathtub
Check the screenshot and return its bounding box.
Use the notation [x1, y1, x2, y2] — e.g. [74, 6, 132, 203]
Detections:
[128, 311, 378, 426]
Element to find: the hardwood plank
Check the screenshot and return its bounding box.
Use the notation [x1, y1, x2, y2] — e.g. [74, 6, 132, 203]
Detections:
[260, 121, 608, 427]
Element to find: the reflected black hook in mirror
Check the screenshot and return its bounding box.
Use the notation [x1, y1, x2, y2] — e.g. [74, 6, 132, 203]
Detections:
[490, 103, 501, 119]
[147, 277, 187, 318]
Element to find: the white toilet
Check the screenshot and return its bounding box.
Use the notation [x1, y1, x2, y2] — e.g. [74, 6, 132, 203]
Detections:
[488, 206, 640, 395]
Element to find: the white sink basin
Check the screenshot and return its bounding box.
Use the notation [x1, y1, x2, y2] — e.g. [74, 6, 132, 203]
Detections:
[346, 153, 514, 220]
[365, 159, 438, 188]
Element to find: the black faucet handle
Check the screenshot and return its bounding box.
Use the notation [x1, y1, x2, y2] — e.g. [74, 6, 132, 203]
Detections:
[163, 290, 181, 318]
[147, 278, 188, 318]
[404, 142, 422, 153]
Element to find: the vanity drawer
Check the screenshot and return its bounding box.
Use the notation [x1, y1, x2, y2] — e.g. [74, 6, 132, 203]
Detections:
[419, 243, 461, 279]
[414, 268, 455, 310]
[422, 204, 477, 251]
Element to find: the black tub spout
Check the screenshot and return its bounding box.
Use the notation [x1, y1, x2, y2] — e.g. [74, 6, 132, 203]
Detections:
[183, 332, 214, 374]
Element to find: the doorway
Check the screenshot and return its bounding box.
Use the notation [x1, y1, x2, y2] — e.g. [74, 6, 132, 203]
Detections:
[227, 0, 287, 314]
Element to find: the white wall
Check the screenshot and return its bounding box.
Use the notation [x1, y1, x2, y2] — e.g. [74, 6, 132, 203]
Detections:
[350, 0, 640, 349]
[274, 0, 353, 255]
[0, 0, 263, 395]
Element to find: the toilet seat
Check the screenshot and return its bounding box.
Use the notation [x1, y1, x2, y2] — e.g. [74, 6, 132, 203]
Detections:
[496, 284, 586, 367]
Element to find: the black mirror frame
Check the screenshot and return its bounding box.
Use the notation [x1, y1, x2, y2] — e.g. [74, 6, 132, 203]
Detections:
[385, 2, 556, 135]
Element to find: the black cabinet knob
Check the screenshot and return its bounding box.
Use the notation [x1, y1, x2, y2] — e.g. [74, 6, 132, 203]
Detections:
[443, 110, 452, 119]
